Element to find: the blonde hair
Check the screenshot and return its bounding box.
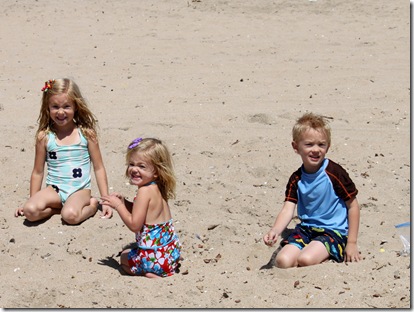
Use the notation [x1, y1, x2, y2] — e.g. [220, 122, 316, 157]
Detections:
[126, 138, 176, 201]
[292, 112, 331, 146]
[36, 78, 98, 141]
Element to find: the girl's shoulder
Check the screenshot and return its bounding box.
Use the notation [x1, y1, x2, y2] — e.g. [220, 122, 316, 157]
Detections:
[79, 127, 98, 143]
[136, 183, 156, 195]
[136, 183, 162, 202]
[36, 129, 50, 143]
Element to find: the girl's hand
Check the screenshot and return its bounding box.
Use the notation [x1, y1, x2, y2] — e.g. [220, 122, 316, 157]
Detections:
[101, 194, 124, 211]
[263, 230, 279, 247]
[100, 204, 113, 219]
[108, 193, 125, 203]
[15, 207, 24, 217]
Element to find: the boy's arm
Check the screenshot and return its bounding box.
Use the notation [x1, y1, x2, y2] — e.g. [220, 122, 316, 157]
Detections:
[345, 196, 361, 262]
[263, 201, 296, 246]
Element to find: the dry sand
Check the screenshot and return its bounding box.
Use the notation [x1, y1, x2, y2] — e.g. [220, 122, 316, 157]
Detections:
[0, 0, 410, 308]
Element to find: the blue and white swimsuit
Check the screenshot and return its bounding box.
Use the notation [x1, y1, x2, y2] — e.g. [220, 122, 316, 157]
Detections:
[45, 129, 91, 203]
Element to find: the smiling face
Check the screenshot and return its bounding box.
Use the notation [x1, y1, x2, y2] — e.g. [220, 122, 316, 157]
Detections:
[127, 152, 158, 187]
[48, 93, 76, 128]
[292, 127, 330, 174]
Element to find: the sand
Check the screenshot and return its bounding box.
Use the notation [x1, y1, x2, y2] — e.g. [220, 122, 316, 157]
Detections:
[0, 0, 410, 309]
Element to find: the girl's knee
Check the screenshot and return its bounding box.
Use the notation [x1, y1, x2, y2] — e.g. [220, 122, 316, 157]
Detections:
[23, 203, 40, 221]
[90, 197, 98, 207]
[61, 207, 81, 224]
[61, 201, 97, 224]
[120, 250, 129, 265]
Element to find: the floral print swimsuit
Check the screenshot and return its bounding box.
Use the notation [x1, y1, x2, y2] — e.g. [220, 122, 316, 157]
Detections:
[127, 219, 181, 277]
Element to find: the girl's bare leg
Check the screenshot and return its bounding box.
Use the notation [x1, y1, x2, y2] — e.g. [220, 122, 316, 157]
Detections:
[120, 250, 134, 275]
[22, 186, 62, 222]
[144, 273, 161, 278]
[61, 189, 98, 225]
[120, 250, 160, 278]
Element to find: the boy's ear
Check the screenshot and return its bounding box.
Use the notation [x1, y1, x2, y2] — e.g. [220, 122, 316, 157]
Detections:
[291, 141, 298, 153]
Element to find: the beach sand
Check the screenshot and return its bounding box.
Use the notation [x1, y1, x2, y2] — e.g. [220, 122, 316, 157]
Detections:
[0, 0, 410, 308]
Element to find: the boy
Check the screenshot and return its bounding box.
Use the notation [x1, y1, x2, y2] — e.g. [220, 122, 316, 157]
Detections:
[263, 112, 361, 268]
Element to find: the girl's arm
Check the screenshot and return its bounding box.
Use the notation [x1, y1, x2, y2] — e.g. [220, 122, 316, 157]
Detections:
[344, 196, 361, 262]
[107, 193, 134, 213]
[88, 137, 112, 218]
[30, 133, 47, 196]
[263, 201, 296, 246]
[16, 133, 47, 216]
[109, 187, 151, 233]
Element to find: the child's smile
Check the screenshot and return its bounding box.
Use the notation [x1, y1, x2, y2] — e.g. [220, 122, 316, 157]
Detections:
[292, 128, 329, 174]
[127, 153, 157, 187]
[48, 93, 76, 127]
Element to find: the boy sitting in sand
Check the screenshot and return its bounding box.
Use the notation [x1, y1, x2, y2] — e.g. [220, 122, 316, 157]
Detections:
[263, 112, 361, 268]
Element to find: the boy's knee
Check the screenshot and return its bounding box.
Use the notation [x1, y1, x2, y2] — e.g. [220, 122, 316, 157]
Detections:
[275, 253, 295, 269]
[297, 253, 317, 267]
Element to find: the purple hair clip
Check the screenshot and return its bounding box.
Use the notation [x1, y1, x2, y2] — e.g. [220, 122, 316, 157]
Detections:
[128, 137, 143, 149]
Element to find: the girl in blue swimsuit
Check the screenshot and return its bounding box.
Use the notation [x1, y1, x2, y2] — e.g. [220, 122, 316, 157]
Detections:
[15, 78, 112, 224]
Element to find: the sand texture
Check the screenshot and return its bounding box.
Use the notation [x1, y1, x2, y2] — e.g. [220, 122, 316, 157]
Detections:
[0, 0, 410, 308]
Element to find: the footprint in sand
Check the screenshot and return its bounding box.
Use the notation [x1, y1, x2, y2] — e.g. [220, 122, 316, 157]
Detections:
[248, 113, 273, 125]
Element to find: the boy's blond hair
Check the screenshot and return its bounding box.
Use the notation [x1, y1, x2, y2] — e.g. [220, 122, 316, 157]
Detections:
[292, 112, 331, 145]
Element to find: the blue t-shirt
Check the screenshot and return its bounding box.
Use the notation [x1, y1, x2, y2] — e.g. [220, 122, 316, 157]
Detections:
[285, 158, 358, 235]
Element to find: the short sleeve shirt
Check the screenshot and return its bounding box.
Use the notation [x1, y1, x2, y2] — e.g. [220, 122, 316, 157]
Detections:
[284, 158, 358, 235]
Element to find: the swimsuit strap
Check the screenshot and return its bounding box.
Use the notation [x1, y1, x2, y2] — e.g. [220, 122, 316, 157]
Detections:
[133, 181, 157, 201]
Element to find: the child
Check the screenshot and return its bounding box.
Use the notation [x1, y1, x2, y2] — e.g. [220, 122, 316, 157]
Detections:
[101, 137, 181, 278]
[15, 78, 112, 224]
[263, 112, 361, 268]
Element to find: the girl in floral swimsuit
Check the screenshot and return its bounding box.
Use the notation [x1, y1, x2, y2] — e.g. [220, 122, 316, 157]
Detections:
[101, 138, 181, 277]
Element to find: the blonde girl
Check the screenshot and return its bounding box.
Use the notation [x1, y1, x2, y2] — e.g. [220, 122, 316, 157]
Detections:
[101, 138, 181, 278]
[15, 78, 112, 224]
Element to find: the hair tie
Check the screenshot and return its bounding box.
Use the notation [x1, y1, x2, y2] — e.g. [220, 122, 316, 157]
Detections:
[128, 138, 143, 149]
[41, 79, 55, 92]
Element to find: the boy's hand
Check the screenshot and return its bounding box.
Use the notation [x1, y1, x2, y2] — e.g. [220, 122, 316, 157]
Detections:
[344, 242, 361, 262]
[263, 230, 279, 247]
